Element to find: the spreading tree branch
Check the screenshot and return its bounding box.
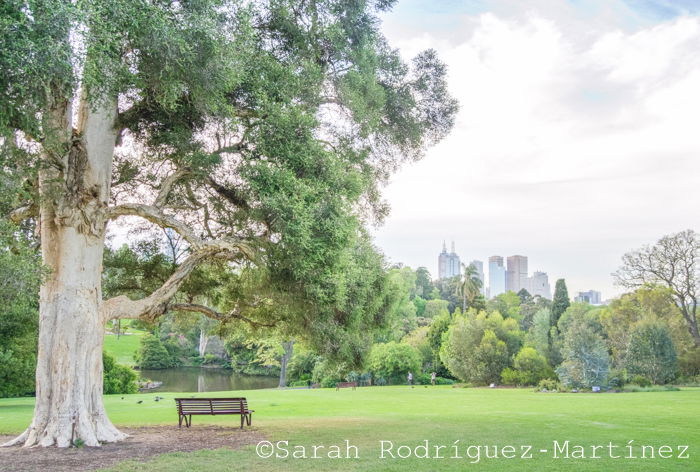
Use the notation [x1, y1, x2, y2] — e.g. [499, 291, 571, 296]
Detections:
[107, 203, 203, 248]
[154, 168, 191, 208]
[9, 203, 37, 223]
[170, 303, 276, 328]
[101, 240, 252, 322]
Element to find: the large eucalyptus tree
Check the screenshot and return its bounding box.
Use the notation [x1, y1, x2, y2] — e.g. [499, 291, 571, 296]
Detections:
[1, 0, 456, 447]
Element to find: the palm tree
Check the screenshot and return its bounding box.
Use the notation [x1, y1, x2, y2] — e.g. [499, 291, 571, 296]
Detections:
[460, 263, 483, 313]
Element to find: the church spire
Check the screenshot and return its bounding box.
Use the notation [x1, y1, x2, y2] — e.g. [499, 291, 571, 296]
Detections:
[451, 240, 455, 253]
[442, 240, 447, 252]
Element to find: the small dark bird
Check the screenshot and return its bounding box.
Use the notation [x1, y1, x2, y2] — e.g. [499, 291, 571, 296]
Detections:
[137, 400, 143, 404]
[121, 397, 124, 400]
[155, 398, 159, 402]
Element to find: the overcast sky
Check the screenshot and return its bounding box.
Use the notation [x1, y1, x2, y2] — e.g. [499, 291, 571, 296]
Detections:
[372, 0, 700, 299]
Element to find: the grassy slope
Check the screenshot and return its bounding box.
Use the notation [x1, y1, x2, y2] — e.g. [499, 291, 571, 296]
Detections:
[1, 387, 697, 471]
[103, 330, 146, 366]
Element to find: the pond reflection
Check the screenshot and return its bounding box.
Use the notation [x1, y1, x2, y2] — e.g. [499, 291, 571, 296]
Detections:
[138, 367, 279, 392]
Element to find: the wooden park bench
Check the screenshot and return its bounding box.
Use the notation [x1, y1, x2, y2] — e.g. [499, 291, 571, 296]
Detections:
[175, 397, 254, 429]
[336, 381, 357, 391]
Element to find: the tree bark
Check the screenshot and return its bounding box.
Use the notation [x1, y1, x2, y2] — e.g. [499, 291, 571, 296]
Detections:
[3, 98, 125, 448]
[278, 340, 294, 388]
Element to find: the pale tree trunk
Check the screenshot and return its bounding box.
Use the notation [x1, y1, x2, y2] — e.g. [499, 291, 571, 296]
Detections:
[198, 328, 210, 357]
[3, 98, 125, 447]
[278, 340, 294, 388]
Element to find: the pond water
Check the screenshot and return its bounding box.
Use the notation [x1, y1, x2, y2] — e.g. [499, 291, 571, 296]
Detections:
[138, 367, 279, 392]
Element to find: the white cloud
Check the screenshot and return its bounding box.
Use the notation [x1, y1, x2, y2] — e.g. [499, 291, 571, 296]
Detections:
[373, 8, 700, 299]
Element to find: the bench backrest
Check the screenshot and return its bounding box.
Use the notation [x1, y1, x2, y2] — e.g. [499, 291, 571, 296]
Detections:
[336, 382, 357, 388]
[175, 397, 249, 414]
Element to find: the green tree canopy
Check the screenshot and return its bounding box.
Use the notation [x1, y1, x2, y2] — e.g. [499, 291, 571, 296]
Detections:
[367, 341, 421, 383]
[487, 291, 521, 321]
[556, 312, 610, 389]
[414, 267, 435, 299]
[460, 263, 483, 312]
[601, 286, 692, 366]
[551, 279, 570, 327]
[614, 230, 699, 347]
[440, 310, 522, 385]
[0, 219, 42, 397]
[625, 320, 678, 384]
[501, 346, 553, 386]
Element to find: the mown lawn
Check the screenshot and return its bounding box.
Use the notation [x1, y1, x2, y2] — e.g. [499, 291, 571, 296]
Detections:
[1, 387, 698, 471]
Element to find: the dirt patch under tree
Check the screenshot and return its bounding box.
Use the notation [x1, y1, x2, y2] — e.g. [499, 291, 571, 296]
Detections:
[0, 425, 263, 472]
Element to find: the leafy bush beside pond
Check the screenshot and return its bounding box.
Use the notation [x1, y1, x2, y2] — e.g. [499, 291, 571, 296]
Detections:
[135, 335, 178, 369]
[103, 352, 138, 394]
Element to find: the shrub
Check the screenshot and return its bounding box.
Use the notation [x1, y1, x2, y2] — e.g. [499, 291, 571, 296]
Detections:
[320, 376, 340, 388]
[402, 326, 433, 368]
[624, 385, 679, 392]
[439, 312, 521, 385]
[435, 376, 454, 385]
[537, 379, 561, 392]
[287, 350, 319, 382]
[679, 347, 700, 377]
[103, 352, 138, 394]
[358, 372, 372, 386]
[311, 358, 345, 385]
[628, 374, 652, 387]
[414, 373, 453, 385]
[556, 317, 609, 388]
[414, 373, 428, 385]
[161, 333, 193, 365]
[502, 347, 553, 386]
[500, 368, 519, 385]
[607, 368, 628, 388]
[135, 334, 176, 369]
[202, 353, 220, 365]
[0, 346, 36, 397]
[367, 342, 421, 384]
[624, 320, 677, 384]
[0, 228, 41, 398]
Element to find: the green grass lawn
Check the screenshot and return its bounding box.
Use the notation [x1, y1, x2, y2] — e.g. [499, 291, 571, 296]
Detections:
[1, 387, 698, 471]
[103, 330, 146, 366]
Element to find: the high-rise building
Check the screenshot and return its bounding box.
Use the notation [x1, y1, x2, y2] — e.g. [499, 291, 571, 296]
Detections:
[488, 256, 506, 298]
[527, 271, 551, 299]
[575, 290, 602, 305]
[470, 260, 485, 295]
[438, 241, 461, 279]
[506, 255, 528, 293]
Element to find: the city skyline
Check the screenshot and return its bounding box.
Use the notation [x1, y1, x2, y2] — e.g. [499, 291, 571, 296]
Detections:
[438, 245, 557, 300]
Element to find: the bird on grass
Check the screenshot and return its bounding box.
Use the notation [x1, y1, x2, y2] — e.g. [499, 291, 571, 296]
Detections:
[137, 400, 143, 404]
